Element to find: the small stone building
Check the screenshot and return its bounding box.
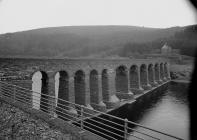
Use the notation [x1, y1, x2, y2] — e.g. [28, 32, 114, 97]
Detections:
[161, 43, 172, 55]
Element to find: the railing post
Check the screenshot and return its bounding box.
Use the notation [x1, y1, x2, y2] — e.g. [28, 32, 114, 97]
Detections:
[51, 96, 57, 118]
[124, 118, 128, 140]
[13, 85, 16, 102]
[0, 81, 2, 97]
[80, 105, 84, 130]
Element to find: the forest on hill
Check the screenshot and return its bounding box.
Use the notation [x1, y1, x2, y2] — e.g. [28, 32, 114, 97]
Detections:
[119, 25, 197, 57]
[0, 25, 196, 58]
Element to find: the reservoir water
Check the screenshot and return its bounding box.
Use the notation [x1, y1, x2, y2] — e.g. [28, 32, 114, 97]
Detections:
[110, 82, 189, 140]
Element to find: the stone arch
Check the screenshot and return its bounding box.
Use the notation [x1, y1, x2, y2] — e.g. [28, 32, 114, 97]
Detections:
[90, 70, 99, 105]
[140, 64, 148, 87]
[102, 69, 109, 102]
[129, 65, 139, 89]
[56, 71, 69, 102]
[154, 63, 160, 82]
[160, 63, 164, 80]
[115, 65, 128, 94]
[32, 71, 49, 112]
[148, 64, 154, 85]
[55, 71, 69, 117]
[164, 63, 168, 78]
[74, 70, 86, 106]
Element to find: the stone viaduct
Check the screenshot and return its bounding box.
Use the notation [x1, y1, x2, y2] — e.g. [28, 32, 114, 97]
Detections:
[0, 58, 171, 115]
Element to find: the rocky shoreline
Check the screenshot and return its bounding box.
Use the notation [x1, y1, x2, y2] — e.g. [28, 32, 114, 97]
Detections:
[170, 64, 193, 82]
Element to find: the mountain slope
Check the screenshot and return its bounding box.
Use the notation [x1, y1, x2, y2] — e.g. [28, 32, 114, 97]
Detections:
[0, 25, 193, 58]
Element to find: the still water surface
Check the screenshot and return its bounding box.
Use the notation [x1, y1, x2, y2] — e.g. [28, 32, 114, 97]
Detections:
[110, 82, 189, 140]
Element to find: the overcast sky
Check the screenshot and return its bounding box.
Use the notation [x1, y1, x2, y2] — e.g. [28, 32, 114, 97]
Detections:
[0, 0, 196, 34]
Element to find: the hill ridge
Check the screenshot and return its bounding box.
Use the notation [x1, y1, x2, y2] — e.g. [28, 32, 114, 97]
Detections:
[0, 25, 196, 58]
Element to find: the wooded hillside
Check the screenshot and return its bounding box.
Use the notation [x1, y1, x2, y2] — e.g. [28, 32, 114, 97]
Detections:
[0, 25, 196, 58]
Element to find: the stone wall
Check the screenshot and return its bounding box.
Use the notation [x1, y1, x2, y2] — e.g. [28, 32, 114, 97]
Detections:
[0, 58, 171, 113]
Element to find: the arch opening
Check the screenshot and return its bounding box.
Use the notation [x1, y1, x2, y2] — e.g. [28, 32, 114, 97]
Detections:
[55, 71, 69, 117]
[90, 70, 99, 105]
[115, 66, 128, 94]
[160, 63, 164, 80]
[148, 64, 154, 84]
[130, 65, 139, 89]
[164, 63, 168, 78]
[140, 64, 148, 87]
[32, 71, 49, 112]
[102, 69, 109, 102]
[74, 70, 86, 106]
[155, 64, 159, 81]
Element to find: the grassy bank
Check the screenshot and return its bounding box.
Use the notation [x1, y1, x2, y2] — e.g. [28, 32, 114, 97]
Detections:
[0, 101, 72, 140]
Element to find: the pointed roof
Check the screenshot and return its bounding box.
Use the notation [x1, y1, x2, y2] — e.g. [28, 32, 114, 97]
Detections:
[162, 43, 169, 49]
